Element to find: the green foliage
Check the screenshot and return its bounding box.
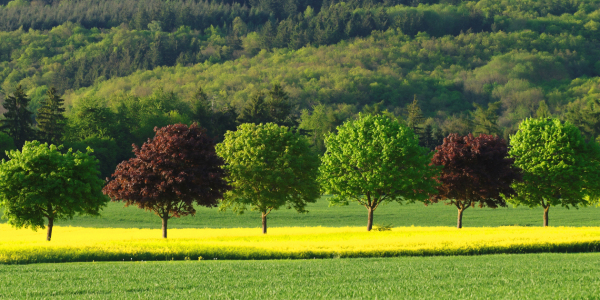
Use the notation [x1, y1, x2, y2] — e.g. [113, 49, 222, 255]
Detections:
[319, 114, 439, 230]
[64, 137, 119, 179]
[508, 118, 600, 225]
[535, 100, 552, 118]
[470, 101, 501, 136]
[0, 85, 35, 149]
[0, 132, 15, 161]
[36, 87, 66, 145]
[216, 123, 320, 232]
[0, 141, 107, 240]
[299, 104, 356, 153]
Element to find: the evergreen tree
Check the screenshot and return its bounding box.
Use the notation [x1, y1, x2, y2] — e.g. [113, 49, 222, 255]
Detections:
[564, 99, 600, 142]
[266, 83, 295, 126]
[36, 87, 66, 145]
[191, 86, 213, 129]
[362, 100, 385, 116]
[470, 101, 501, 136]
[420, 123, 437, 150]
[406, 96, 424, 136]
[238, 92, 270, 125]
[0, 85, 35, 149]
[536, 100, 552, 118]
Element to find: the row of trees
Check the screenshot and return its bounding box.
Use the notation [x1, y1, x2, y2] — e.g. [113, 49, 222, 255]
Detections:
[2, 113, 598, 240]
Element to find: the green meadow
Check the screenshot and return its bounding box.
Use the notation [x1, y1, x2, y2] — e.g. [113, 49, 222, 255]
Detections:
[1, 253, 599, 299]
[1, 197, 596, 229]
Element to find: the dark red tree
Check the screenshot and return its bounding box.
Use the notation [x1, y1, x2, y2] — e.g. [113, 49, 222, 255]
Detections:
[429, 133, 521, 228]
[103, 123, 230, 238]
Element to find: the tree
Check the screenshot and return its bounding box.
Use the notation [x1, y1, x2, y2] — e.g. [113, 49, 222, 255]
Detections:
[266, 83, 295, 127]
[507, 118, 600, 227]
[563, 99, 600, 142]
[0, 85, 35, 149]
[0, 133, 15, 161]
[36, 87, 66, 145]
[319, 114, 439, 231]
[430, 133, 521, 228]
[216, 123, 320, 234]
[406, 96, 424, 136]
[535, 100, 551, 118]
[237, 92, 270, 125]
[103, 123, 230, 238]
[470, 101, 501, 136]
[0, 141, 107, 241]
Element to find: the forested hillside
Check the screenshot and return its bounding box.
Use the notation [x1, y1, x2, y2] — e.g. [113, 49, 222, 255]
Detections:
[1, 0, 600, 174]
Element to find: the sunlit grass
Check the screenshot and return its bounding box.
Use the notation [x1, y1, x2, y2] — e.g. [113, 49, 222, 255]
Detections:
[2, 224, 600, 264]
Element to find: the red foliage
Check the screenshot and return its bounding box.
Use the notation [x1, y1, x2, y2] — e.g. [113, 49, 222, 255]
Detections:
[430, 133, 521, 210]
[103, 123, 230, 221]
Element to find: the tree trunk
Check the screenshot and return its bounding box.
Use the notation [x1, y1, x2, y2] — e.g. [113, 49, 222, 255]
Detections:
[367, 207, 374, 231]
[457, 208, 464, 229]
[262, 213, 267, 234]
[162, 216, 168, 238]
[543, 206, 550, 227]
[46, 217, 54, 241]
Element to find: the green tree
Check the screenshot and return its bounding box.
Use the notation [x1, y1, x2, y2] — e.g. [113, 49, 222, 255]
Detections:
[0, 85, 35, 149]
[237, 92, 270, 125]
[190, 86, 214, 131]
[36, 87, 66, 145]
[0, 133, 15, 161]
[563, 99, 600, 142]
[508, 118, 600, 227]
[216, 123, 320, 234]
[406, 96, 424, 136]
[319, 114, 439, 231]
[470, 101, 501, 136]
[0, 141, 107, 241]
[535, 100, 552, 118]
[266, 83, 295, 127]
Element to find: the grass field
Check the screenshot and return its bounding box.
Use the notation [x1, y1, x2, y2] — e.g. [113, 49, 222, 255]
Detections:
[3, 225, 600, 263]
[2, 196, 598, 229]
[1, 253, 599, 299]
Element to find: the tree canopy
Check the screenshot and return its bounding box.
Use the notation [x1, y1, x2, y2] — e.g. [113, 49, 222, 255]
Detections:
[507, 118, 600, 226]
[0, 85, 35, 149]
[103, 123, 230, 238]
[216, 122, 320, 234]
[319, 114, 439, 231]
[430, 133, 522, 228]
[0, 141, 107, 241]
[36, 87, 66, 145]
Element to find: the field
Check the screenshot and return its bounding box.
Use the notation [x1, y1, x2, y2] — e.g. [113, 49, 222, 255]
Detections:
[1, 253, 599, 299]
[2, 198, 600, 298]
[2, 197, 599, 229]
[2, 224, 600, 264]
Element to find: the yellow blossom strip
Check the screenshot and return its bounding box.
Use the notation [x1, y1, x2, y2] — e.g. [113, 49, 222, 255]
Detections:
[2, 224, 600, 264]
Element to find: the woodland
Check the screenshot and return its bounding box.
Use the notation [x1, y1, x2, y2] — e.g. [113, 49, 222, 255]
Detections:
[1, 0, 600, 176]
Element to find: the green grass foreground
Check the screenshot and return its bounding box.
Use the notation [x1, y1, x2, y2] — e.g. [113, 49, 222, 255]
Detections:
[0, 253, 598, 299]
[2, 196, 598, 229]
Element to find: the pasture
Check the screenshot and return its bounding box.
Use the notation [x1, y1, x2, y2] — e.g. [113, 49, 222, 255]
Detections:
[1, 253, 599, 299]
[2, 196, 598, 229]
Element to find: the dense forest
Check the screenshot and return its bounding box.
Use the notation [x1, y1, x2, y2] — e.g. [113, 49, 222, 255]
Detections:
[1, 0, 600, 175]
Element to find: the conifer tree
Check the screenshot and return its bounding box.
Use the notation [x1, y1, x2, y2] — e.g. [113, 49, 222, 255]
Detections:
[470, 101, 501, 136]
[406, 96, 424, 136]
[191, 86, 213, 128]
[0, 85, 35, 149]
[36, 87, 66, 145]
[266, 83, 294, 126]
[535, 100, 551, 118]
[238, 92, 270, 124]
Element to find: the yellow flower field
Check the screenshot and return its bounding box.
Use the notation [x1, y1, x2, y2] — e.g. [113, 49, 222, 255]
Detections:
[2, 224, 600, 264]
